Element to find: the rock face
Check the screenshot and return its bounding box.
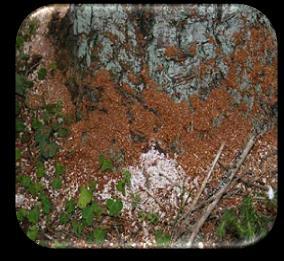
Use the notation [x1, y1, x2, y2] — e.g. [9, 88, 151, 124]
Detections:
[66, 4, 277, 106]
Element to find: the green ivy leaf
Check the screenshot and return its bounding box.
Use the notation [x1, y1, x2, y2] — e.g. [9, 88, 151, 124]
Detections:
[82, 204, 95, 226]
[27, 205, 40, 225]
[27, 225, 39, 241]
[16, 208, 28, 222]
[16, 148, 22, 161]
[31, 118, 43, 130]
[57, 127, 69, 138]
[78, 187, 93, 209]
[99, 154, 113, 172]
[39, 192, 52, 215]
[65, 199, 76, 215]
[52, 177, 62, 190]
[106, 198, 123, 217]
[55, 162, 65, 176]
[36, 161, 45, 178]
[35, 127, 52, 144]
[38, 67, 47, 80]
[39, 141, 59, 159]
[16, 119, 25, 132]
[16, 73, 33, 96]
[94, 228, 106, 244]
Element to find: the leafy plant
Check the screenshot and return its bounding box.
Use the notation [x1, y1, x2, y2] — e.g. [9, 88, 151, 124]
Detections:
[35, 161, 45, 178]
[59, 199, 76, 224]
[16, 35, 25, 50]
[106, 198, 123, 217]
[72, 221, 84, 237]
[155, 230, 171, 246]
[99, 154, 113, 172]
[16, 73, 33, 96]
[16, 119, 25, 132]
[35, 127, 52, 144]
[27, 225, 39, 241]
[55, 162, 65, 176]
[39, 140, 59, 159]
[52, 177, 62, 190]
[82, 202, 103, 226]
[116, 170, 131, 196]
[27, 205, 40, 225]
[56, 127, 69, 138]
[38, 67, 47, 80]
[94, 228, 107, 244]
[78, 186, 93, 209]
[16, 208, 28, 222]
[139, 211, 159, 225]
[217, 196, 272, 241]
[32, 118, 43, 130]
[16, 148, 21, 161]
[17, 175, 43, 196]
[39, 192, 52, 215]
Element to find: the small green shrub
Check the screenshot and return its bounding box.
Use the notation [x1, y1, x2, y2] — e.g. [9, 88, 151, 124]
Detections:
[39, 192, 52, 215]
[82, 202, 103, 226]
[27, 205, 40, 224]
[217, 196, 272, 241]
[106, 198, 123, 217]
[116, 169, 131, 196]
[16, 208, 28, 222]
[32, 118, 43, 130]
[56, 127, 69, 138]
[16, 148, 22, 161]
[16, 36, 25, 50]
[35, 161, 45, 178]
[27, 225, 39, 241]
[55, 162, 65, 176]
[52, 177, 62, 190]
[78, 186, 93, 209]
[99, 154, 113, 172]
[38, 67, 47, 80]
[16, 119, 25, 132]
[72, 221, 84, 237]
[155, 230, 171, 246]
[16, 73, 33, 96]
[94, 228, 107, 244]
[39, 140, 59, 159]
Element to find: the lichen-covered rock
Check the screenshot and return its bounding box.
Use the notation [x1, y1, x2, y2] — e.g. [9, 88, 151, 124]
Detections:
[67, 4, 277, 108]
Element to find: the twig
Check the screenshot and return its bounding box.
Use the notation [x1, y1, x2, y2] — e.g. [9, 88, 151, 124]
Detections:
[172, 142, 225, 240]
[187, 134, 257, 246]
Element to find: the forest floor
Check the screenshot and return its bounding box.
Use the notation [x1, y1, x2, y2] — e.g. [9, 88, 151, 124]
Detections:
[15, 5, 277, 248]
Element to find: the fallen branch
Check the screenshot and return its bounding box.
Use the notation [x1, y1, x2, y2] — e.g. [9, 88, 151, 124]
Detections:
[187, 134, 257, 246]
[172, 142, 225, 240]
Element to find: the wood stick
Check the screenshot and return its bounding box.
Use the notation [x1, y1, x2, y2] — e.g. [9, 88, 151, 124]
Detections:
[187, 134, 257, 246]
[173, 142, 225, 237]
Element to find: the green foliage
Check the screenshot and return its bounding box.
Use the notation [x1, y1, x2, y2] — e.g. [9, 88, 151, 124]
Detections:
[116, 170, 131, 196]
[139, 211, 159, 225]
[106, 198, 123, 217]
[16, 35, 25, 50]
[27, 225, 39, 241]
[45, 102, 62, 116]
[59, 199, 76, 224]
[16, 148, 21, 161]
[16, 208, 28, 222]
[17, 175, 43, 195]
[82, 202, 103, 226]
[66, 199, 76, 215]
[78, 186, 93, 209]
[39, 140, 59, 159]
[39, 192, 52, 215]
[94, 228, 107, 244]
[16, 101, 21, 115]
[37, 67, 47, 80]
[16, 119, 25, 132]
[32, 118, 43, 130]
[52, 177, 62, 190]
[155, 230, 171, 246]
[35, 161, 45, 178]
[55, 162, 65, 176]
[130, 193, 141, 209]
[27, 205, 40, 225]
[72, 221, 84, 237]
[56, 127, 69, 138]
[217, 196, 272, 241]
[35, 127, 52, 144]
[99, 154, 113, 172]
[16, 73, 33, 96]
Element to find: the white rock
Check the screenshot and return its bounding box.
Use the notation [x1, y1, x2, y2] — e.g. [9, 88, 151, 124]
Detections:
[15, 194, 25, 207]
[267, 185, 274, 200]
